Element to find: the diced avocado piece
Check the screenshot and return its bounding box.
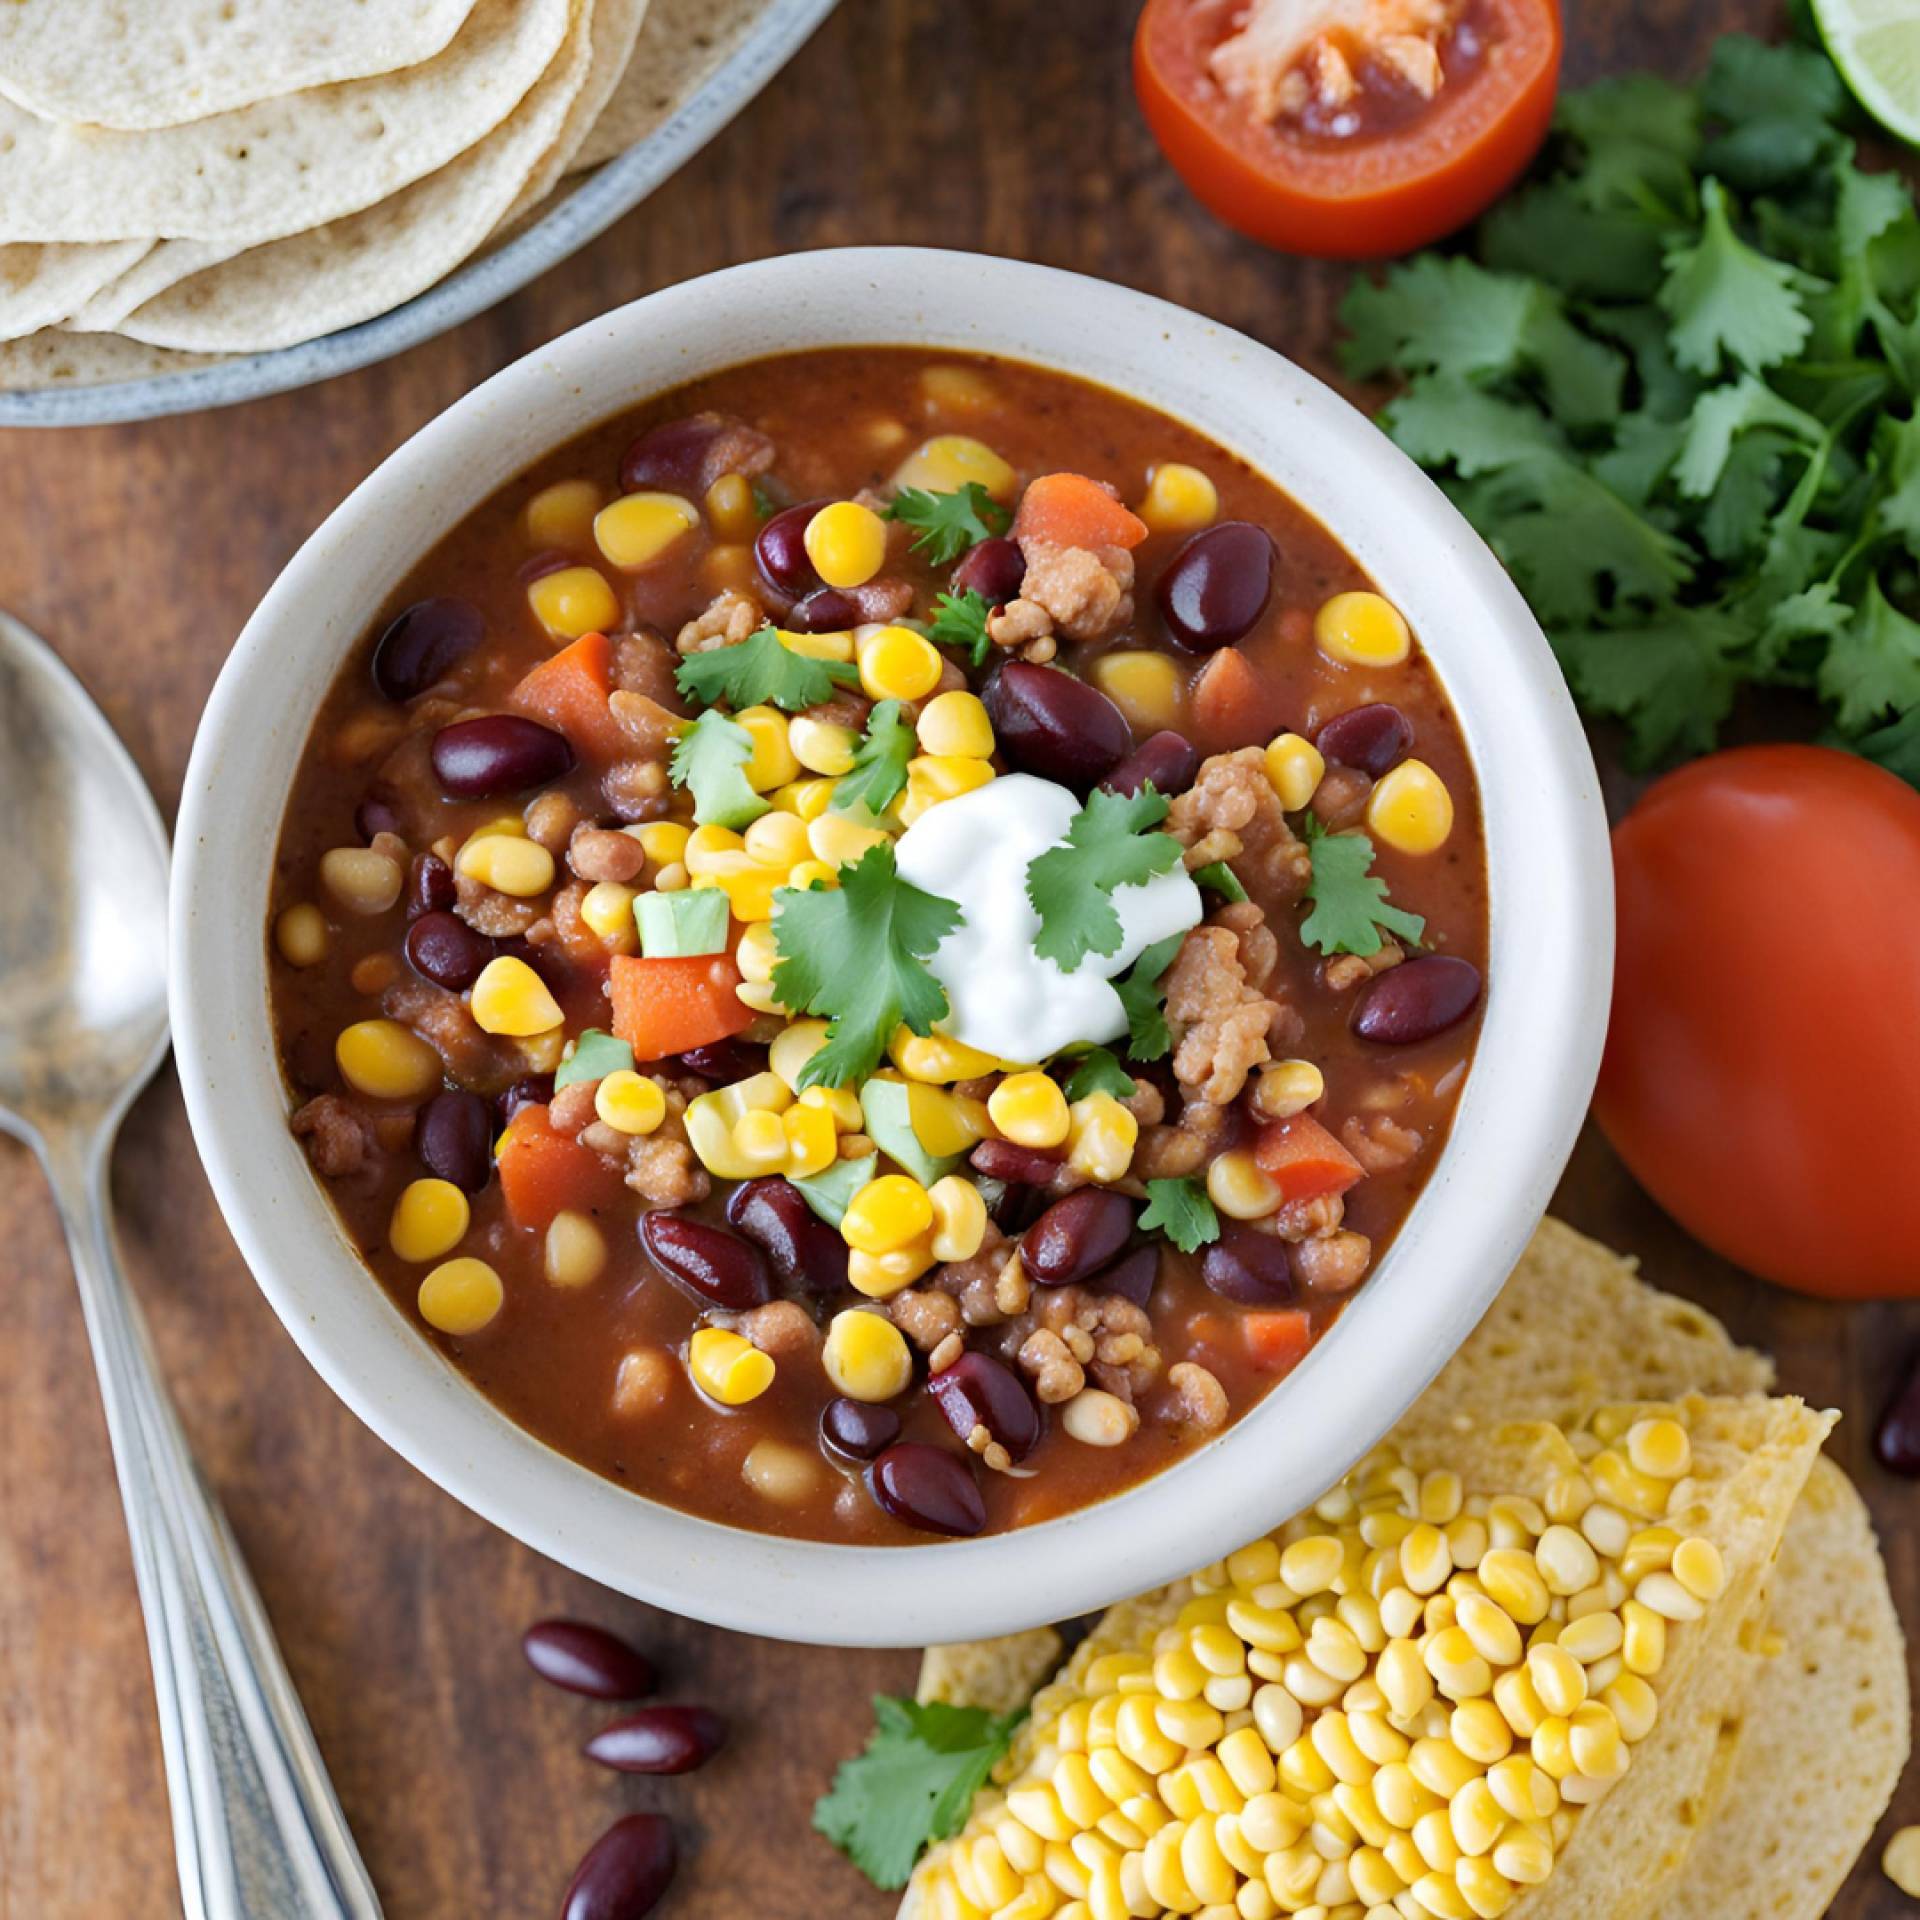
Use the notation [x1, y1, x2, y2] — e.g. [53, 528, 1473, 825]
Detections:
[554, 1027, 634, 1091]
[859, 1077, 963, 1188]
[636, 887, 730, 959]
[793, 1152, 877, 1229]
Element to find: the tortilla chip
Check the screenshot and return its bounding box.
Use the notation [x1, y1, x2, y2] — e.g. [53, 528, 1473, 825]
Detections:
[918, 1629, 1064, 1718]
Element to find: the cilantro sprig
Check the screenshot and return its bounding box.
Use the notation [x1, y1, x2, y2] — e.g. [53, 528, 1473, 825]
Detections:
[831, 698, 916, 817]
[770, 843, 961, 1089]
[883, 482, 1011, 566]
[1139, 1176, 1221, 1254]
[928, 587, 994, 666]
[1342, 33, 1920, 777]
[1026, 785, 1185, 973]
[674, 624, 859, 713]
[1113, 930, 1184, 1062]
[1063, 1046, 1138, 1102]
[813, 1697, 1023, 1890]
[1299, 817, 1426, 959]
[668, 707, 769, 828]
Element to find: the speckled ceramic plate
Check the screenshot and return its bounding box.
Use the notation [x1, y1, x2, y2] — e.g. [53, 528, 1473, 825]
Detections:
[0, 0, 838, 430]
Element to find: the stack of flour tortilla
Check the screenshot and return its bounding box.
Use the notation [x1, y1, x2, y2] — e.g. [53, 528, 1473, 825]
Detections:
[0, 0, 773, 388]
[910, 1220, 1910, 1920]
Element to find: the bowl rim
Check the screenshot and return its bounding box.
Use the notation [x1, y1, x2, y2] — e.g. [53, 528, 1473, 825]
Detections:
[170, 245, 1613, 1648]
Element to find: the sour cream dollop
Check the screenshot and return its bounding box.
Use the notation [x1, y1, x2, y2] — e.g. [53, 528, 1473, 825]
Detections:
[893, 772, 1203, 1062]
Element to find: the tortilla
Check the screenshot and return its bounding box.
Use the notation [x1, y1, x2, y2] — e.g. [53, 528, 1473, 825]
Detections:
[917, 1629, 1064, 1719]
[108, 0, 603, 356]
[0, 241, 150, 343]
[0, 330, 220, 391]
[0, 1, 480, 134]
[0, 0, 571, 246]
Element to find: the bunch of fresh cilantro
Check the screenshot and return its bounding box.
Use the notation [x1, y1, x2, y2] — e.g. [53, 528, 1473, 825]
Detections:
[1341, 35, 1920, 778]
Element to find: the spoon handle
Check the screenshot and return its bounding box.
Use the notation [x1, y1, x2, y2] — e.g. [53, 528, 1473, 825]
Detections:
[43, 1130, 383, 1920]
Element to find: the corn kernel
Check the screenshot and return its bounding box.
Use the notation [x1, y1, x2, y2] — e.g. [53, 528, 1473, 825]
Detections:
[808, 810, 892, 868]
[274, 902, 328, 967]
[707, 863, 786, 923]
[633, 820, 691, 866]
[1625, 1417, 1692, 1481]
[1090, 650, 1183, 733]
[1247, 1060, 1322, 1124]
[731, 1107, 792, 1174]
[859, 624, 943, 702]
[1264, 733, 1326, 812]
[335, 1018, 442, 1100]
[595, 491, 699, 571]
[389, 1178, 470, 1263]
[469, 956, 563, 1036]
[788, 857, 838, 891]
[776, 775, 840, 820]
[783, 1099, 839, 1177]
[917, 690, 996, 758]
[733, 922, 777, 987]
[891, 1027, 1003, 1084]
[578, 880, 639, 948]
[527, 564, 619, 639]
[705, 472, 759, 542]
[909, 1084, 994, 1157]
[595, 1069, 667, 1135]
[744, 808, 811, 869]
[456, 832, 555, 897]
[1137, 462, 1219, 534]
[1315, 591, 1411, 668]
[1670, 1537, 1725, 1602]
[823, 1308, 913, 1401]
[319, 845, 402, 915]
[1367, 759, 1454, 857]
[689, 1326, 775, 1405]
[1207, 1149, 1284, 1221]
[929, 1174, 989, 1261]
[843, 1173, 935, 1254]
[524, 478, 604, 550]
[969, 1065, 1073, 1150]
[789, 714, 859, 776]
[892, 433, 1017, 500]
[778, 625, 857, 663]
[734, 704, 800, 791]
[765, 1023, 830, 1094]
[417, 1257, 503, 1335]
[804, 500, 889, 589]
[544, 1209, 608, 1289]
[847, 1243, 936, 1299]
[907, 753, 997, 811]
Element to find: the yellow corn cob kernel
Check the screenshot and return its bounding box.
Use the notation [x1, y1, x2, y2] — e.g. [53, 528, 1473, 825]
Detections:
[527, 564, 619, 639]
[734, 704, 800, 792]
[456, 832, 555, 897]
[595, 491, 699, 571]
[1137, 462, 1218, 534]
[783, 1100, 838, 1177]
[705, 472, 759, 542]
[633, 819, 691, 866]
[389, 1178, 470, 1264]
[859, 624, 943, 702]
[822, 1308, 913, 1402]
[579, 880, 639, 947]
[892, 434, 1017, 500]
[847, 1243, 937, 1298]
[808, 810, 891, 868]
[1090, 650, 1182, 733]
[744, 808, 811, 869]
[842, 1174, 935, 1254]
[1067, 1093, 1138, 1182]
[595, 1069, 667, 1136]
[1367, 759, 1454, 857]
[1263, 733, 1325, 812]
[469, 956, 564, 1036]
[543, 1209, 608, 1289]
[906, 752, 996, 811]
[890, 1026, 1003, 1083]
[797, 1083, 863, 1130]
[273, 902, 329, 967]
[789, 714, 860, 776]
[1314, 590, 1411, 668]
[1207, 1148, 1283, 1221]
[777, 626, 857, 663]
[335, 1018, 442, 1100]
[917, 689, 996, 758]
[770, 1019, 834, 1091]
[417, 1257, 503, 1336]
[524, 477, 604, 549]
[804, 500, 890, 589]
[787, 857, 838, 891]
[928, 1175, 989, 1260]
[989, 1071, 1071, 1148]
[688, 1327, 775, 1405]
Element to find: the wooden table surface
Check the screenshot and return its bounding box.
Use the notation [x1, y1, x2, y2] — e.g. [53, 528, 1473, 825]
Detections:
[1, 1, 1913, 1914]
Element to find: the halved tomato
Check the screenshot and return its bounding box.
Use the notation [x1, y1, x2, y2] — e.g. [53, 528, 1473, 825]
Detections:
[1133, 0, 1562, 259]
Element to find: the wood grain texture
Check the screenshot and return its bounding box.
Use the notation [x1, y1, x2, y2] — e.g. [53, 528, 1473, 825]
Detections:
[0, 1, 1910, 1914]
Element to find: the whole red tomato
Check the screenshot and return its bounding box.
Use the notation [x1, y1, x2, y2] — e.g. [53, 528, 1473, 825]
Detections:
[1597, 744, 1920, 1298]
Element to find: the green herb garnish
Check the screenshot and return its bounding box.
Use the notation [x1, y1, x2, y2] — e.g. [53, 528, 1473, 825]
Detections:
[1139, 1176, 1221, 1254]
[1113, 930, 1185, 1062]
[553, 1028, 634, 1092]
[1298, 817, 1426, 959]
[1063, 1046, 1138, 1102]
[1192, 860, 1249, 903]
[884, 483, 1011, 567]
[1026, 785, 1185, 973]
[674, 623, 860, 714]
[831, 698, 916, 817]
[928, 587, 995, 666]
[667, 706, 770, 829]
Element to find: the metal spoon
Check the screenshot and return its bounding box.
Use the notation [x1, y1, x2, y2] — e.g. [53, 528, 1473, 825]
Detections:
[0, 610, 381, 1920]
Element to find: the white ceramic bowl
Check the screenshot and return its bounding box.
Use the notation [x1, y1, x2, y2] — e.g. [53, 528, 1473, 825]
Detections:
[172, 247, 1611, 1648]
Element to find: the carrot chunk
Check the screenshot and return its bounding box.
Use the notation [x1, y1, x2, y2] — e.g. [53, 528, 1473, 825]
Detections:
[1190, 644, 1285, 742]
[1243, 1309, 1313, 1373]
[1012, 472, 1150, 552]
[497, 1104, 625, 1232]
[1252, 1111, 1365, 1203]
[608, 951, 753, 1061]
[509, 629, 626, 764]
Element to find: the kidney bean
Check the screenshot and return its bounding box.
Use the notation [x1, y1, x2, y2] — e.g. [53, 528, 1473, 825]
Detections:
[519, 549, 574, 586]
[405, 910, 496, 991]
[984, 661, 1132, 789]
[676, 1038, 769, 1084]
[929, 1351, 1041, 1462]
[1156, 522, 1274, 651]
[1316, 703, 1414, 778]
[755, 498, 828, 601]
[417, 1090, 493, 1193]
[821, 1398, 902, 1461]
[430, 714, 573, 799]
[408, 852, 456, 920]
[726, 1177, 848, 1293]
[355, 792, 404, 843]
[1100, 729, 1199, 800]
[371, 596, 484, 702]
[868, 1443, 987, 1537]
[952, 535, 1025, 606]
[497, 1074, 555, 1124]
[1352, 955, 1483, 1045]
[620, 411, 771, 496]
[561, 1813, 676, 1920]
[786, 587, 861, 633]
[1089, 1244, 1158, 1309]
[639, 1211, 773, 1310]
[1876, 1358, 1920, 1474]
[1023, 1189, 1135, 1287]
[970, 1139, 1064, 1185]
[522, 1619, 656, 1700]
[583, 1705, 727, 1775]
[1202, 1227, 1297, 1304]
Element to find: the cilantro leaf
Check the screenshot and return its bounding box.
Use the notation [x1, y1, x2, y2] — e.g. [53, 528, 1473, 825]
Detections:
[813, 1696, 1022, 1891]
[674, 624, 859, 713]
[554, 1028, 634, 1092]
[831, 698, 916, 817]
[1026, 786, 1184, 972]
[1379, 377, 1564, 478]
[1063, 1047, 1138, 1102]
[1192, 860, 1248, 903]
[1698, 37, 1846, 194]
[928, 588, 994, 667]
[770, 843, 961, 1089]
[1138, 1177, 1221, 1255]
[1113, 931, 1185, 1062]
[883, 483, 1010, 567]
[1818, 575, 1920, 733]
[1553, 609, 1748, 765]
[1341, 256, 1539, 383]
[668, 707, 770, 828]
[1672, 375, 1822, 497]
[1659, 179, 1814, 376]
[1299, 818, 1427, 958]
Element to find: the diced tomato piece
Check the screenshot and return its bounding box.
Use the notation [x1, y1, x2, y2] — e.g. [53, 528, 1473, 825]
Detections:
[1252, 1111, 1364, 1204]
[1189, 644, 1283, 746]
[497, 1104, 626, 1232]
[509, 629, 626, 764]
[1243, 1309, 1313, 1373]
[1012, 472, 1149, 552]
[608, 951, 753, 1061]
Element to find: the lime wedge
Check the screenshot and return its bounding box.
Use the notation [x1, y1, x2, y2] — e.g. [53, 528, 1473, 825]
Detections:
[1814, 0, 1920, 145]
